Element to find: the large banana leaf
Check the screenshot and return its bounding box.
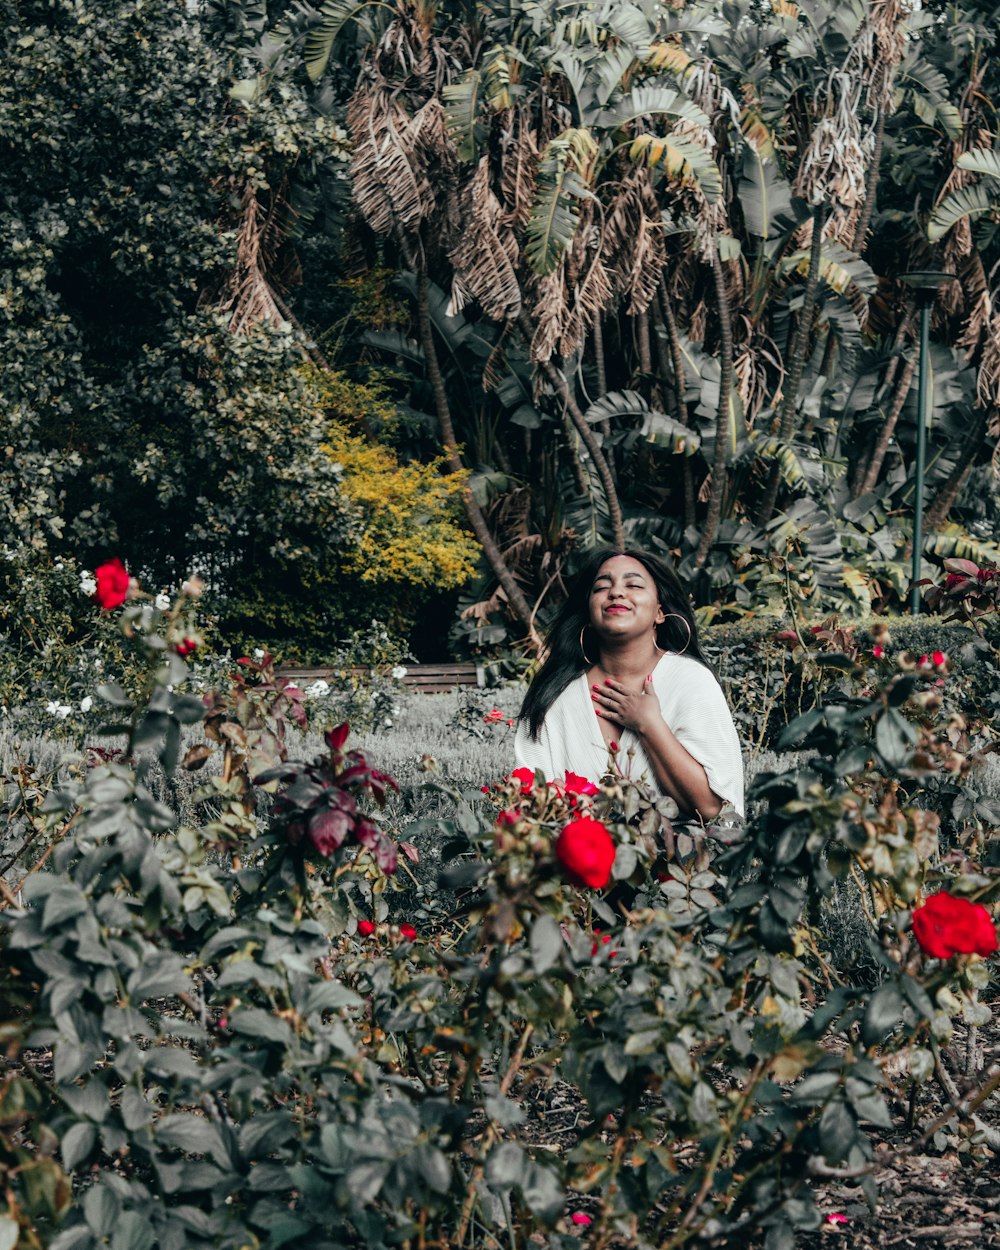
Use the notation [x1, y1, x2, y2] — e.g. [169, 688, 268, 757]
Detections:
[303, 0, 383, 82]
[443, 70, 485, 163]
[956, 149, 1000, 181]
[598, 85, 710, 133]
[582, 389, 701, 454]
[926, 528, 1000, 566]
[738, 146, 794, 246]
[630, 133, 723, 204]
[779, 240, 877, 294]
[928, 184, 995, 242]
[525, 128, 597, 275]
[645, 42, 694, 78]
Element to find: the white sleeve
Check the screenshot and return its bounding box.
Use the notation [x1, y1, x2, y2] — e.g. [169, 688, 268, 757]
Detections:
[668, 666, 745, 818]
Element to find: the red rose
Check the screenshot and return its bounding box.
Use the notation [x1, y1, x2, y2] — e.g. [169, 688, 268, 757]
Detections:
[564, 771, 600, 796]
[511, 766, 535, 794]
[497, 808, 519, 828]
[872, 645, 884, 658]
[931, 650, 946, 666]
[399, 923, 417, 941]
[555, 816, 616, 889]
[176, 637, 198, 658]
[94, 558, 130, 610]
[912, 892, 998, 960]
[357, 920, 376, 937]
[918, 655, 928, 665]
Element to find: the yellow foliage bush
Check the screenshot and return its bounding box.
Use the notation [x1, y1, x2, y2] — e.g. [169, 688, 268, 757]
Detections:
[322, 421, 478, 590]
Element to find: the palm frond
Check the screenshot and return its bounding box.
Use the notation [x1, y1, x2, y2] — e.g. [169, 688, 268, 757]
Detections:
[304, 0, 382, 82]
[525, 128, 597, 276]
[598, 85, 710, 133]
[738, 145, 794, 245]
[629, 132, 722, 203]
[925, 528, 1000, 566]
[927, 184, 995, 243]
[956, 148, 1000, 181]
[443, 70, 484, 163]
[645, 42, 694, 78]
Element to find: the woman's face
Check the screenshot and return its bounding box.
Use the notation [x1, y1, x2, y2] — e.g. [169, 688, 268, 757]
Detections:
[588, 556, 665, 641]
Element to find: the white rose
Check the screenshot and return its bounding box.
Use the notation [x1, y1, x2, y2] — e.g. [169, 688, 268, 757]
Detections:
[56, 705, 71, 719]
[155, 592, 171, 610]
[391, 666, 408, 680]
[253, 648, 265, 660]
[306, 680, 330, 698]
[79, 575, 97, 596]
[80, 696, 93, 713]
[46, 701, 60, 715]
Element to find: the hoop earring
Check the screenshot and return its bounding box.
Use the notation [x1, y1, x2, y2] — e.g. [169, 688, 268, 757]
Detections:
[579, 625, 597, 666]
[657, 613, 692, 656]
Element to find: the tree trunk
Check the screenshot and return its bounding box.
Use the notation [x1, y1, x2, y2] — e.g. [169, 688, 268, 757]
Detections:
[695, 244, 736, 567]
[756, 205, 826, 526]
[852, 106, 886, 257]
[857, 354, 915, 496]
[518, 311, 626, 549]
[655, 285, 697, 533]
[415, 270, 541, 649]
[592, 317, 608, 399]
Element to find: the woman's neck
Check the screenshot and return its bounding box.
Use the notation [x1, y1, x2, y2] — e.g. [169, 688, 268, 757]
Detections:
[592, 639, 661, 684]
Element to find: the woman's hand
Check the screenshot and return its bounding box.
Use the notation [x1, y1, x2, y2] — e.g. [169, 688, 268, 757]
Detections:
[590, 676, 663, 737]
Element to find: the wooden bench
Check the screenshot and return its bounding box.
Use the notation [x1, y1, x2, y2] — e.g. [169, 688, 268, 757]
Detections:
[279, 662, 485, 695]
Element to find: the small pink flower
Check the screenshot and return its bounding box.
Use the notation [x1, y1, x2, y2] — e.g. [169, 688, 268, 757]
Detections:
[399, 923, 417, 941]
[931, 650, 946, 666]
[357, 920, 376, 937]
[570, 1212, 592, 1226]
[872, 645, 884, 658]
[918, 654, 928, 665]
[824, 1213, 848, 1226]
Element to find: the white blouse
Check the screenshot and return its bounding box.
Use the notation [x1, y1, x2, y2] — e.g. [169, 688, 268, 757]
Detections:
[513, 653, 744, 817]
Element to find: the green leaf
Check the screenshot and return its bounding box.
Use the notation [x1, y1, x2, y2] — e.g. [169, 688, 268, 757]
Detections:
[525, 128, 596, 275]
[485, 1141, 526, 1189]
[927, 183, 994, 243]
[303, 0, 379, 82]
[861, 983, 903, 1046]
[874, 708, 917, 768]
[230, 1008, 293, 1045]
[110, 1214, 154, 1250]
[818, 1100, 857, 1163]
[442, 69, 484, 163]
[956, 148, 1000, 181]
[42, 885, 88, 930]
[522, 1160, 563, 1223]
[97, 683, 133, 708]
[416, 1144, 451, 1194]
[83, 1185, 120, 1238]
[61, 1122, 97, 1171]
[529, 914, 563, 975]
[157, 1114, 228, 1163]
[629, 132, 722, 203]
[599, 85, 709, 133]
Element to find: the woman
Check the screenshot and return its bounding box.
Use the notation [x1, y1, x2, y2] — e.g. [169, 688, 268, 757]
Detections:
[515, 548, 744, 819]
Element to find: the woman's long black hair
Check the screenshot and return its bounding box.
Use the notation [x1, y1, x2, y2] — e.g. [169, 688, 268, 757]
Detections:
[519, 547, 713, 741]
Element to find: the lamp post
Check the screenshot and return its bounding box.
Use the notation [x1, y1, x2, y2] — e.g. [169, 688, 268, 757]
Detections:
[899, 271, 958, 615]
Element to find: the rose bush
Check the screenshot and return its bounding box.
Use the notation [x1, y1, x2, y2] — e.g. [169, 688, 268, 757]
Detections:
[0, 579, 997, 1250]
